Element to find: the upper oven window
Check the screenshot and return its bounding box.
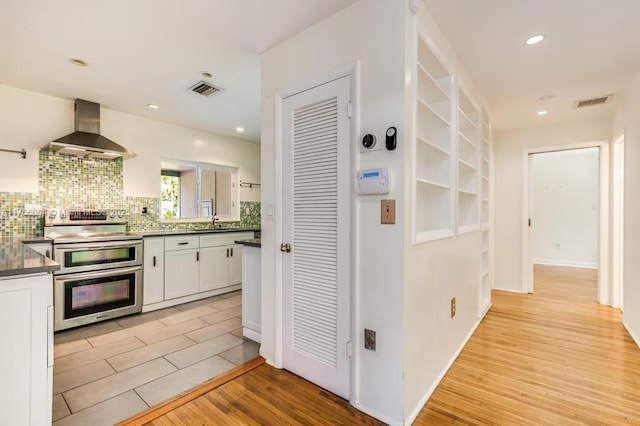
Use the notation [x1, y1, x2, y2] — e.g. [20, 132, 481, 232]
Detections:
[65, 247, 136, 267]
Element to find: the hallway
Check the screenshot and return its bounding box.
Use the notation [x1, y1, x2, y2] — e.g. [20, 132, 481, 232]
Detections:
[416, 265, 640, 424]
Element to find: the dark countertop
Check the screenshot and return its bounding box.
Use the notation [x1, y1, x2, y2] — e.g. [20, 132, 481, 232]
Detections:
[133, 228, 259, 238]
[0, 240, 59, 278]
[21, 237, 52, 245]
[235, 238, 261, 248]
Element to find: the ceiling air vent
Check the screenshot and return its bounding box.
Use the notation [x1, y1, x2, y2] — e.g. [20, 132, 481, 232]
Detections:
[574, 95, 613, 108]
[188, 81, 223, 97]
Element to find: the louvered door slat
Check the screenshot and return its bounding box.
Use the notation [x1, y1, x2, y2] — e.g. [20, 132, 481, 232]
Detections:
[291, 96, 339, 368]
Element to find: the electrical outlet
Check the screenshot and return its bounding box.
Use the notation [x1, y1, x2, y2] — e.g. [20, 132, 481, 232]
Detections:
[141, 206, 148, 214]
[451, 297, 456, 318]
[555, 243, 560, 249]
[364, 328, 376, 351]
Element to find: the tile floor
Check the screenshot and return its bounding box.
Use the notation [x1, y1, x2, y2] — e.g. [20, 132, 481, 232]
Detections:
[52, 290, 260, 425]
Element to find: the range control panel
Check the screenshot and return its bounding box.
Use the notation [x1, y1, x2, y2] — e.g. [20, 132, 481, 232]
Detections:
[45, 209, 128, 226]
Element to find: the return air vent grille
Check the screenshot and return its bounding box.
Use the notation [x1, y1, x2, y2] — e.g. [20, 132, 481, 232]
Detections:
[574, 95, 613, 108]
[188, 81, 223, 97]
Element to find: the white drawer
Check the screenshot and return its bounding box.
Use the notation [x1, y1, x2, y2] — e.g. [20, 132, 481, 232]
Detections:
[164, 235, 200, 251]
[200, 232, 254, 248]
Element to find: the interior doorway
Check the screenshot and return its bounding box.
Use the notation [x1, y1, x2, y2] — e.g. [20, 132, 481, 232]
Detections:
[522, 142, 609, 303]
[612, 135, 625, 310]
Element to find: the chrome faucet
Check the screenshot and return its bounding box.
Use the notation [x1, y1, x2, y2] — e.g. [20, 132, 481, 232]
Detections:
[211, 215, 219, 229]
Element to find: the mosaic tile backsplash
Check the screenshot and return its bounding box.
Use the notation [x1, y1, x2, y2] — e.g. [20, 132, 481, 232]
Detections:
[0, 151, 261, 239]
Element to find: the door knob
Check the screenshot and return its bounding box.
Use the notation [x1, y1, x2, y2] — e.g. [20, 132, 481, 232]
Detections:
[280, 243, 292, 253]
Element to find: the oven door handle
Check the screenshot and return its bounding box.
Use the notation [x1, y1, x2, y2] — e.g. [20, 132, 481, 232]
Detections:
[55, 241, 141, 251]
[55, 265, 142, 280]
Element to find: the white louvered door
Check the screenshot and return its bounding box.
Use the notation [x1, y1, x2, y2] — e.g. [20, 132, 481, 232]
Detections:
[282, 76, 351, 398]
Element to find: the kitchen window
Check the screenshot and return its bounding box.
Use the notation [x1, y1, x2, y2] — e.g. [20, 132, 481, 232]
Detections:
[160, 158, 239, 222]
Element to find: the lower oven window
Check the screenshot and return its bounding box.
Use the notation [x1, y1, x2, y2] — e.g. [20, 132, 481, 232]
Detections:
[65, 273, 136, 319]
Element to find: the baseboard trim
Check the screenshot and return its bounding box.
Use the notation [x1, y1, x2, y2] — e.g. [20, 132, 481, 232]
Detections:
[533, 259, 598, 269]
[404, 317, 483, 425]
[115, 356, 265, 425]
[351, 402, 402, 426]
[623, 321, 640, 349]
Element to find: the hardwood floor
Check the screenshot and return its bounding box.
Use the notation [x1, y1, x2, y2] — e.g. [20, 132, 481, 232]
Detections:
[416, 265, 640, 425]
[122, 265, 640, 425]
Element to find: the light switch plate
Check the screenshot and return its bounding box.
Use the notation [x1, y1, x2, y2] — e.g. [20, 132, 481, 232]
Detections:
[381, 199, 396, 224]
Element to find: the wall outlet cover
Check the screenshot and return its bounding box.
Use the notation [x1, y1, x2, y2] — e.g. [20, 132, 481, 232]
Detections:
[364, 328, 376, 351]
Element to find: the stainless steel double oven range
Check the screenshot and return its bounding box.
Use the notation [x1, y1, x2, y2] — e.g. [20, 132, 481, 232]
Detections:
[44, 209, 143, 331]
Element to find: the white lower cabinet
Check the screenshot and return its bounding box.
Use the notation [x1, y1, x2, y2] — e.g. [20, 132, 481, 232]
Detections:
[0, 273, 53, 426]
[142, 232, 253, 311]
[199, 245, 229, 292]
[228, 244, 243, 285]
[143, 237, 164, 305]
[164, 235, 200, 300]
[199, 234, 250, 291]
[241, 245, 261, 343]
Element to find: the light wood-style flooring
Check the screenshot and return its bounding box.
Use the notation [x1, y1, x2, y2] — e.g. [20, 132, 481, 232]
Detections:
[417, 265, 640, 424]
[123, 265, 640, 425]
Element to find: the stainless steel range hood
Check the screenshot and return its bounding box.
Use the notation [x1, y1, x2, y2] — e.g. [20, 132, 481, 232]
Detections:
[44, 99, 136, 159]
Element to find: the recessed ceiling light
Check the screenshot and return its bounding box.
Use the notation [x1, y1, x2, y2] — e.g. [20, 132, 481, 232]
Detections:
[526, 35, 544, 45]
[539, 94, 554, 101]
[147, 104, 159, 109]
[537, 110, 549, 116]
[236, 127, 245, 133]
[200, 71, 213, 79]
[69, 58, 88, 67]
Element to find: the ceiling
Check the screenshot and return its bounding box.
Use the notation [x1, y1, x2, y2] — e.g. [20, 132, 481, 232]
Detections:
[0, 0, 357, 143]
[3, 1, 639, 141]
[424, 0, 640, 130]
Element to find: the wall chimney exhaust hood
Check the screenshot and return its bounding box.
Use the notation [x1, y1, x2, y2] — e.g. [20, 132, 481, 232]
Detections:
[43, 99, 136, 159]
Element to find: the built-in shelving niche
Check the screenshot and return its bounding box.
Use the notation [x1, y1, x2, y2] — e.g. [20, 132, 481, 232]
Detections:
[414, 35, 455, 243]
[456, 88, 481, 234]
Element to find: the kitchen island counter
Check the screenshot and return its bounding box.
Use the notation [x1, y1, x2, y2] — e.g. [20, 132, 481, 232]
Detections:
[234, 238, 261, 248]
[0, 239, 59, 278]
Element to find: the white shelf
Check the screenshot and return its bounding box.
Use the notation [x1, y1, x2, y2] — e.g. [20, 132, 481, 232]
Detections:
[458, 188, 477, 196]
[417, 178, 450, 190]
[459, 158, 477, 172]
[418, 136, 450, 156]
[418, 97, 451, 127]
[417, 63, 451, 101]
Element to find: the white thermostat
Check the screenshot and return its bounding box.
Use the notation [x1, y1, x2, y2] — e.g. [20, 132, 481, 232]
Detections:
[354, 168, 390, 195]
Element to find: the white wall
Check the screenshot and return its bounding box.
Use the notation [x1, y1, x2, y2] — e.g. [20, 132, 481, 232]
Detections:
[493, 117, 611, 292]
[402, 3, 487, 421]
[261, 1, 406, 423]
[612, 72, 640, 344]
[0, 84, 261, 202]
[532, 148, 599, 269]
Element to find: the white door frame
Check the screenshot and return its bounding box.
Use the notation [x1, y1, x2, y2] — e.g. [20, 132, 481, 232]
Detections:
[521, 140, 610, 303]
[612, 135, 625, 310]
[272, 62, 359, 398]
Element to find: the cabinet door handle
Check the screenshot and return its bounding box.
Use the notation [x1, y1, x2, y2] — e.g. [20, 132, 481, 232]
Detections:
[196, 251, 200, 261]
[226, 248, 229, 257]
[46, 249, 50, 258]
[178, 242, 189, 245]
[230, 247, 234, 257]
[153, 255, 156, 267]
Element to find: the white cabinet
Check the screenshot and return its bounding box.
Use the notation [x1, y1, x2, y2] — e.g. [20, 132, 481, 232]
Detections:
[199, 233, 252, 291]
[142, 232, 254, 312]
[228, 244, 243, 285]
[143, 237, 165, 305]
[241, 245, 261, 343]
[0, 273, 53, 426]
[199, 246, 229, 291]
[164, 236, 200, 300]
